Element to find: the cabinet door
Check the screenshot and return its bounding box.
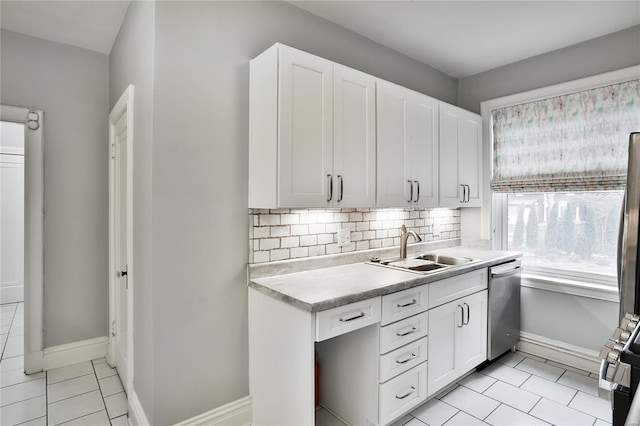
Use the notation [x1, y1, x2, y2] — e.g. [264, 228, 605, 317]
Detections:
[456, 290, 488, 374]
[427, 299, 461, 396]
[438, 103, 462, 207]
[409, 93, 439, 207]
[278, 47, 333, 207]
[459, 110, 482, 207]
[333, 65, 376, 207]
[377, 80, 411, 207]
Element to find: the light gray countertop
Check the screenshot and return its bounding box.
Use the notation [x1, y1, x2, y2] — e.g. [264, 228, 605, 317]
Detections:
[249, 246, 521, 312]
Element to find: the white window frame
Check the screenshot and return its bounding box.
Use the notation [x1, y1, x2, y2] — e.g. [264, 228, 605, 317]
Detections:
[480, 65, 640, 302]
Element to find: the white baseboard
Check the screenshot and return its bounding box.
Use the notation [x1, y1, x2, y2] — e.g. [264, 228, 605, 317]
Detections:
[43, 336, 108, 371]
[517, 331, 600, 374]
[128, 390, 149, 426]
[173, 396, 252, 426]
[0, 285, 24, 304]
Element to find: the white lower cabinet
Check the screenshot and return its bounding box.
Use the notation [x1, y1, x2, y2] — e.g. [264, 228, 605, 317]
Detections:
[427, 289, 488, 396]
[250, 269, 490, 426]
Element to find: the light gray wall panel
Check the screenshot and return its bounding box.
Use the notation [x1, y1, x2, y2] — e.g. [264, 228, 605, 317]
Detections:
[1, 29, 109, 347]
[150, 1, 457, 423]
[521, 287, 618, 351]
[108, 0, 155, 421]
[458, 25, 640, 113]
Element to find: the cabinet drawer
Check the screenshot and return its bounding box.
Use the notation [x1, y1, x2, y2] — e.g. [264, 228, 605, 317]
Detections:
[381, 285, 429, 326]
[428, 269, 487, 309]
[315, 297, 381, 342]
[379, 363, 428, 425]
[379, 336, 428, 383]
[380, 310, 428, 354]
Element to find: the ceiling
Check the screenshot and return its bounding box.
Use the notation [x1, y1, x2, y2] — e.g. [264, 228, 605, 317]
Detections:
[0, 1, 638, 77]
[291, 1, 640, 78]
[0, 1, 130, 54]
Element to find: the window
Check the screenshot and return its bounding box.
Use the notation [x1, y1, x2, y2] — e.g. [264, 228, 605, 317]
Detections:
[485, 67, 640, 290]
[506, 191, 623, 282]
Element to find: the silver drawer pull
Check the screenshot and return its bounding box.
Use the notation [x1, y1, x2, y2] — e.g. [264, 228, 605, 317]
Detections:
[396, 326, 417, 337]
[395, 386, 416, 400]
[397, 299, 417, 308]
[339, 312, 365, 322]
[396, 353, 417, 364]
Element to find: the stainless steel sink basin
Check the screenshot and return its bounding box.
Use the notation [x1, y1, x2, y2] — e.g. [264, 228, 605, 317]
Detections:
[414, 254, 474, 266]
[368, 253, 475, 274]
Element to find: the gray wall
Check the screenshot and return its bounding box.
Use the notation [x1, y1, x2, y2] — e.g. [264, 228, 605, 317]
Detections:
[458, 25, 640, 113]
[147, 1, 457, 423]
[1, 30, 109, 347]
[108, 1, 155, 421]
[521, 287, 618, 352]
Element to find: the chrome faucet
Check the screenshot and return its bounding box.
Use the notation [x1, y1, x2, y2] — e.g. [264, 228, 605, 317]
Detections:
[400, 225, 422, 259]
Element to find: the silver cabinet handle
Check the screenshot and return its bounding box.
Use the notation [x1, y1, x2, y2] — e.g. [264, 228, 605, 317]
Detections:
[337, 175, 343, 202]
[327, 174, 333, 202]
[458, 305, 464, 328]
[463, 302, 470, 325]
[339, 311, 365, 322]
[414, 180, 420, 202]
[465, 184, 470, 202]
[397, 298, 417, 308]
[395, 386, 416, 400]
[460, 184, 465, 203]
[407, 180, 413, 203]
[396, 326, 417, 337]
[396, 352, 417, 364]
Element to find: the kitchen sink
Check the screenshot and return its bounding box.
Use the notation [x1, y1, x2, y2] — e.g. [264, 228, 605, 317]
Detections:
[368, 253, 475, 274]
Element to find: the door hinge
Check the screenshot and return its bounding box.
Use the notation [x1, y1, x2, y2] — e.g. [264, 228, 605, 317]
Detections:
[111, 321, 116, 337]
[110, 143, 116, 159]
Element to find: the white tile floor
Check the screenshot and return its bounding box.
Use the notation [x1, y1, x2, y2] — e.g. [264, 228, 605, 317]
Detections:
[401, 351, 611, 426]
[1, 302, 128, 426]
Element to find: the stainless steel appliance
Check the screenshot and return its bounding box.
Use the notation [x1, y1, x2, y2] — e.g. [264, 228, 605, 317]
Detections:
[488, 259, 522, 360]
[599, 133, 640, 425]
[619, 132, 640, 322]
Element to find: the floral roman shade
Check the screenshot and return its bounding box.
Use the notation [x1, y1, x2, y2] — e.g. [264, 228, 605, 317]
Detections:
[491, 79, 640, 192]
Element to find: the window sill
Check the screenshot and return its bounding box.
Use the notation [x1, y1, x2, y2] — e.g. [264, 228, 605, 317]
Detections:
[522, 272, 619, 302]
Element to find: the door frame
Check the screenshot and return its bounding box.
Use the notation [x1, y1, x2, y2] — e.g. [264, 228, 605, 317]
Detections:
[107, 85, 134, 394]
[0, 105, 45, 374]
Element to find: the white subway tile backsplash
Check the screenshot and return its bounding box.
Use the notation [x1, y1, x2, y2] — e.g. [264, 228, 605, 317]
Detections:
[270, 226, 290, 237]
[260, 238, 280, 250]
[248, 207, 461, 263]
[270, 249, 289, 261]
[300, 235, 318, 246]
[291, 224, 309, 235]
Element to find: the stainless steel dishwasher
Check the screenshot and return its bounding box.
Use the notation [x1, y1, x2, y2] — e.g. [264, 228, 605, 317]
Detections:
[488, 259, 522, 360]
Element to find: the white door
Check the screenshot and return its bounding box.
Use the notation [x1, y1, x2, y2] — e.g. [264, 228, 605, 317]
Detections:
[1, 151, 24, 303]
[108, 86, 133, 394]
[278, 47, 333, 207]
[113, 115, 128, 385]
[427, 299, 459, 396]
[459, 111, 482, 206]
[410, 93, 439, 208]
[439, 104, 462, 206]
[457, 290, 488, 373]
[333, 65, 376, 207]
[377, 81, 411, 207]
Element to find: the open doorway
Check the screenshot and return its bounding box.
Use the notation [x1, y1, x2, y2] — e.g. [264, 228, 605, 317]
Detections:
[0, 105, 44, 374]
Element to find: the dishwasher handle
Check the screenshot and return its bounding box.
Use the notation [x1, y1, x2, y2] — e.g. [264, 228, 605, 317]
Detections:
[490, 261, 522, 278]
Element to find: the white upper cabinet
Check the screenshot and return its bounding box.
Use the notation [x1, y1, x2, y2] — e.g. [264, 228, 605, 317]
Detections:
[439, 103, 482, 207]
[249, 44, 376, 208]
[333, 65, 377, 207]
[278, 46, 334, 207]
[377, 80, 439, 208]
